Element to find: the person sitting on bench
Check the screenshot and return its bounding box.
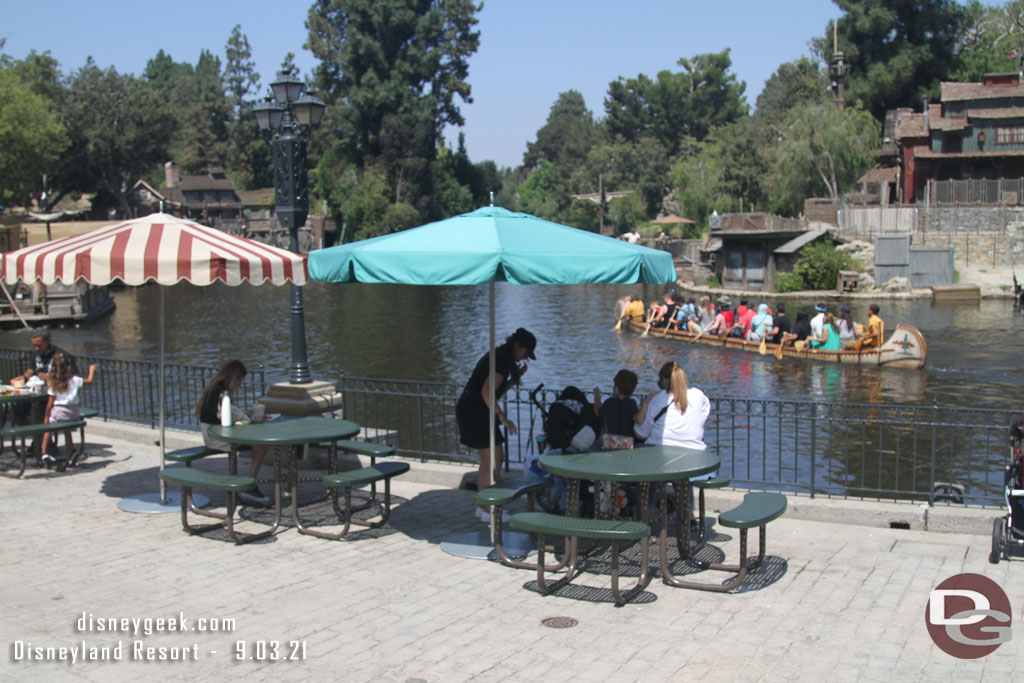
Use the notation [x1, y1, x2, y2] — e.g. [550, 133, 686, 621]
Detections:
[196, 360, 271, 507]
[41, 355, 98, 466]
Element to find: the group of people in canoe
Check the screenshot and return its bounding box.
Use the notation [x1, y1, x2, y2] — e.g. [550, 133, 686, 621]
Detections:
[618, 292, 885, 351]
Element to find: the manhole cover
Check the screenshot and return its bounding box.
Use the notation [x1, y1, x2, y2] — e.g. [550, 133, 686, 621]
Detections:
[542, 616, 578, 629]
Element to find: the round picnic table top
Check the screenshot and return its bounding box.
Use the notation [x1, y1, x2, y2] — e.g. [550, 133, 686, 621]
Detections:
[0, 388, 47, 404]
[207, 415, 360, 447]
[539, 445, 719, 482]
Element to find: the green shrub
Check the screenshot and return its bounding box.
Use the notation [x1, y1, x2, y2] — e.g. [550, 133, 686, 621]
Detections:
[790, 242, 858, 291]
[775, 271, 805, 292]
[706, 274, 722, 289]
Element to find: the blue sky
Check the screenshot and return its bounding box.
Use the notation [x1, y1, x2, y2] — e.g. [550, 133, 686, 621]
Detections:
[2, 1, 849, 168]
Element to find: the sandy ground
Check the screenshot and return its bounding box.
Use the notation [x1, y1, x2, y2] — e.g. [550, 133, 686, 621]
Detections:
[956, 264, 1021, 297]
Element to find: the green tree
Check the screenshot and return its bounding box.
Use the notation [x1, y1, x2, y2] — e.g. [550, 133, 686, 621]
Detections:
[223, 25, 271, 189]
[517, 160, 562, 220]
[952, 1, 1020, 82]
[307, 0, 480, 221]
[179, 49, 230, 173]
[0, 67, 68, 206]
[605, 49, 748, 155]
[754, 57, 829, 127]
[767, 102, 880, 216]
[63, 60, 175, 216]
[816, 0, 968, 121]
[523, 90, 597, 173]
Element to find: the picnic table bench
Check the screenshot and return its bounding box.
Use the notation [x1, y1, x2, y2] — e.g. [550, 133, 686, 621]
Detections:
[295, 461, 410, 540]
[511, 511, 651, 606]
[159, 465, 279, 544]
[0, 408, 97, 478]
[683, 491, 787, 592]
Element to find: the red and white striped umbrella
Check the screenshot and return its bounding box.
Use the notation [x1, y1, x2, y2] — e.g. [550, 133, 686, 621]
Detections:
[2, 212, 306, 286]
[0, 212, 307, 512]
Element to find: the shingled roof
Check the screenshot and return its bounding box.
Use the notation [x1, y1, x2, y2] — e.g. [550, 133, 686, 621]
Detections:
[941, 81, 1024, 102]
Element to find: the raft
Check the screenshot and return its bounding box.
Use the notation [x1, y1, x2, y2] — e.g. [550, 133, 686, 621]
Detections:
[614, 299, 927, 369]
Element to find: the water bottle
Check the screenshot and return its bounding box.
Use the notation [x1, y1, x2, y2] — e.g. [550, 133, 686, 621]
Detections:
[536, 434, 547, 454]
[220, 392, 232, 427]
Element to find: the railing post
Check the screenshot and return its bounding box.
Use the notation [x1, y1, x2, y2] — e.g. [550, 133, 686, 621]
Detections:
[810, 405, 817, 499]
[417, 382, 425, 464]
[929, 399, 938, 506]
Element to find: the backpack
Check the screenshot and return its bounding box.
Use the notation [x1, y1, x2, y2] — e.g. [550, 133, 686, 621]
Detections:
[544, 385, 600, 450]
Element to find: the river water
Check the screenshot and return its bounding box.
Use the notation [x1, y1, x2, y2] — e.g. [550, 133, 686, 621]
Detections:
[1, 282, 1020, 410]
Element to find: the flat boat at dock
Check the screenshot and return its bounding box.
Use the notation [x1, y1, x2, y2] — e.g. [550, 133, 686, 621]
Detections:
[0, 281, 115, 328]
[615, 300, 927, 369]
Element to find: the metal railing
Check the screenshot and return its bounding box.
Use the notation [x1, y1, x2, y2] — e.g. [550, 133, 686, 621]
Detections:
[0, 348, 265, 429]
[0, 347, 1012, 505]
[336, 376, 1014, 506]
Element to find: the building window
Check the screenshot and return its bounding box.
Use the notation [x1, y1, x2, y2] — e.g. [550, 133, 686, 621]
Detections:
[995, 127, 1024, 145]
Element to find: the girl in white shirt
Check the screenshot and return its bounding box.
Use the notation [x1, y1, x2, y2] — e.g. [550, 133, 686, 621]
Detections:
[42, 354, 98, 464]
[635, 362, 710, 450]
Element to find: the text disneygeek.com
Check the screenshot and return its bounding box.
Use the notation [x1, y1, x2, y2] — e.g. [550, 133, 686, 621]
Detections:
[9, 612, 307, 663]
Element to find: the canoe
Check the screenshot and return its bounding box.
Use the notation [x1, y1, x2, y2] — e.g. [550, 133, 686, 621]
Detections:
[614, 299, 927, 369]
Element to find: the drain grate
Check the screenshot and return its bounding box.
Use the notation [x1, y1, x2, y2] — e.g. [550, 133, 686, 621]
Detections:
[541, 616, 578, 629]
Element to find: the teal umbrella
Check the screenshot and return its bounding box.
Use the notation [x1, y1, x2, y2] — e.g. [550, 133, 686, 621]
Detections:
[308, 206, 676, 285]
[308, 206, 676, 545]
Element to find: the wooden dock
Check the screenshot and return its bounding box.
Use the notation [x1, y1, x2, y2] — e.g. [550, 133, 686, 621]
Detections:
[931, 284, 981, 301]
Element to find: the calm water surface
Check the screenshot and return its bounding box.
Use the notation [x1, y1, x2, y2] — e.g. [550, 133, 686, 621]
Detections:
[1, 282, 1021, 409]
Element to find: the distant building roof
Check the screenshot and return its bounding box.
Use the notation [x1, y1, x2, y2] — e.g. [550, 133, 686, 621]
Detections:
[177, 167, 238, 192]
[967, 106, 1024, 119]
[237, 188, 275, 207]
[858, 166, 897, 184]
[774, 228, 829, 255]
[941, 81, 1024, 102]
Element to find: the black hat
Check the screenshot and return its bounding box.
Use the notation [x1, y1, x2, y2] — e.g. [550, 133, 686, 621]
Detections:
[511, 328, 537, 360]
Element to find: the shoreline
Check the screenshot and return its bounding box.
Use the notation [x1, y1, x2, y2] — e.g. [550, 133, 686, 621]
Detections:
[674, 263, 1019, 301]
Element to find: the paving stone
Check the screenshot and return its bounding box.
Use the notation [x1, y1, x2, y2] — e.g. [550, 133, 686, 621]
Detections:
[1, 432, 1022, 681]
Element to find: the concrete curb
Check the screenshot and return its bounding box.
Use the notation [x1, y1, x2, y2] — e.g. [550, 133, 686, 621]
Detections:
[84, 417, 1004, 536]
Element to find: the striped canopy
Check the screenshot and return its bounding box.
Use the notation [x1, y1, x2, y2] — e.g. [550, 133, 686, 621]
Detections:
[2, 212, 307, 286]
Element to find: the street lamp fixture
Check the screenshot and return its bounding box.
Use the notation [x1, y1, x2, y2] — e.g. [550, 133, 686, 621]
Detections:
[254, 68, 326, 384]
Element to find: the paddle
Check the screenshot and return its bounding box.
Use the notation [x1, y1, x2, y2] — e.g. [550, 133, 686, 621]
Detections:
[613, 318, 622, 331]
[774, 342, 784, 359]
[794, 340, 806, 352]
[758, 337, 767, 355]
[640, 322, 652, 337]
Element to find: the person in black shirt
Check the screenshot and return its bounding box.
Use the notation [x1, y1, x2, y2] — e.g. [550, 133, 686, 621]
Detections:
[456, 328, 537, 523]
[10, 328, 79, 384]
[782, 310, 811, 346]
[195, 360, 271, 506]
[592, 369, 639, 444]
[770, 302, 792, 344]
[7, 328, 80, 432]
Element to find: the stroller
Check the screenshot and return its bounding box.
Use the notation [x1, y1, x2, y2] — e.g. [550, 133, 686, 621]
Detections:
[990, 417, 1024, 563]
[523, 385, 601, 515]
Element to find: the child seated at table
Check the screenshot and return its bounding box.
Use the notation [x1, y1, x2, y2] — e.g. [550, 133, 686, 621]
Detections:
[592, 369, 639, 451]
[593, 369, 640, 516]
[41, 354, 98, 467]
[196, 360, 271, 506]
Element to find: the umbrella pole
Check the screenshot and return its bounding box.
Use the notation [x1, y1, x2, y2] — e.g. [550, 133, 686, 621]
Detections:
[488, 281, 496, 542]
[159, 287, 167, 502]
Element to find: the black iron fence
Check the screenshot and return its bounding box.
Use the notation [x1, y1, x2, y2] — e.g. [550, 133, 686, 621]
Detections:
[0, 346, 1012, 505]
[0, 348, 265, 428]
[338, 377, 1014, 507]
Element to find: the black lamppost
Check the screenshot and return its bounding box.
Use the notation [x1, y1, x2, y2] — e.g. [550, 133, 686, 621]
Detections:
[254, 69, 325, 384]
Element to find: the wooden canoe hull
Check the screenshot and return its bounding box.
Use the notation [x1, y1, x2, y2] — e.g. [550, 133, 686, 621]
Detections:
[616, 304, 927, 369]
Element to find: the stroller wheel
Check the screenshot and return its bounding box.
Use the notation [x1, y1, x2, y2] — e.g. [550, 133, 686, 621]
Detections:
[990, 517, 1005, 564]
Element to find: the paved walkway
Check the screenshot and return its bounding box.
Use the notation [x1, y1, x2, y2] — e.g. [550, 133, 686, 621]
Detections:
[2, 432, 1021, 682]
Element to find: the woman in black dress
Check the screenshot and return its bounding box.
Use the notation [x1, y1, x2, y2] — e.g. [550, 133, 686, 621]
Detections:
[456, 328, 537, 522]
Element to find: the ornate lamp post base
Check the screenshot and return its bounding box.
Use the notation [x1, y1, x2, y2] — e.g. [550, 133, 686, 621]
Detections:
[260, 380, 342, 417]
